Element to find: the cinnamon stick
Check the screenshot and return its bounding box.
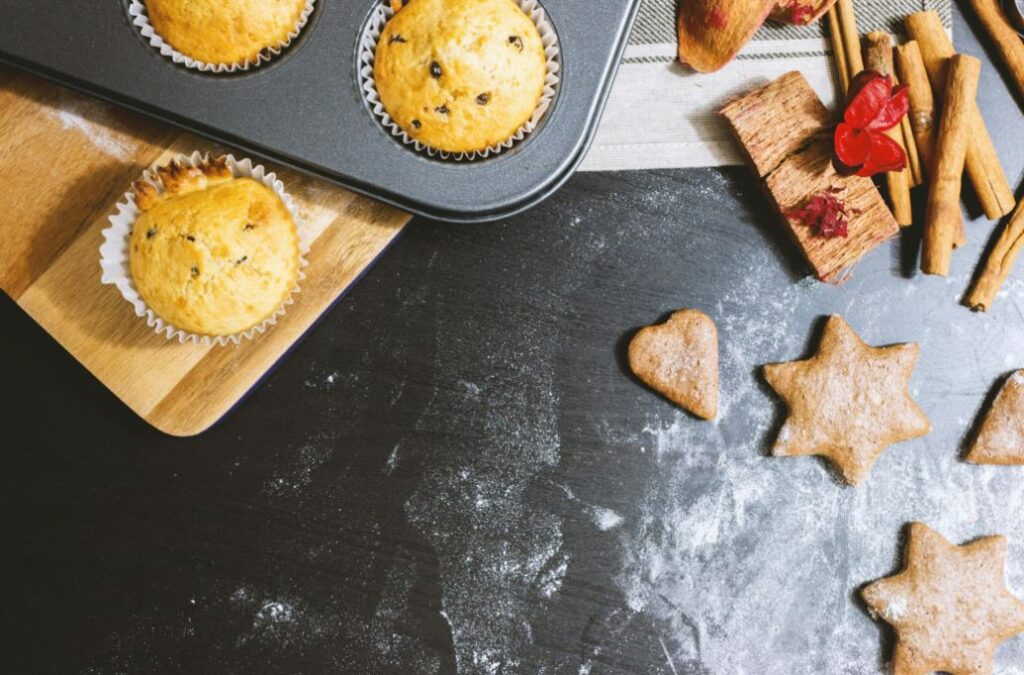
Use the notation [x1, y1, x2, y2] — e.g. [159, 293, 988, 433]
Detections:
[900, 114, 923, 187]
[966, 0, 1024, 101]
[906, 11, 1015, 220]
[837, 0, 865, 79]
[895, 41, 936, 173]
[922, 55, 980, 276]
[966, 200, 1024, 311]
[896, 40, 967, 246]
[864, 31, 912, 226]
[827, 5, 851, 96]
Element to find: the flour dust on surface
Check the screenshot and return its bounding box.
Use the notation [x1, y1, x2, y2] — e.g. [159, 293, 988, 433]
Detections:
[615, 247, 1024, 674]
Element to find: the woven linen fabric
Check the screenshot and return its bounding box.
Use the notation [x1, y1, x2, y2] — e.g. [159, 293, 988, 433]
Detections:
[581, 0, 952, 171]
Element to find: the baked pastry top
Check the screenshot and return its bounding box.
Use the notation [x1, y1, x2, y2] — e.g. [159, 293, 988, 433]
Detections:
[144, 0, 308, 66]
[129, 157, 300, 337]
[374, 0, 547, 153]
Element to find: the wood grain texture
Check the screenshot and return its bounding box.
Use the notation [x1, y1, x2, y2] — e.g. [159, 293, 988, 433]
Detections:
[0, 68, 409, 436]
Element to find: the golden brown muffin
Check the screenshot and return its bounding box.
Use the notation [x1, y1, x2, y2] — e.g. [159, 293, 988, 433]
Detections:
[374, 0, 548, 153]
[129, 157, 301, 337]
[144, 0, 308, 66]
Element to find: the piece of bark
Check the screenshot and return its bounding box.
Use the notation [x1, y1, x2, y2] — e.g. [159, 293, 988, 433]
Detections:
[864, 31, 913, 226]
[896, 42, 936, 174]
[836, 0, 865, 79]
[922, 55, 980, 276]
[965, 199, 1024, 311]
[722, 72, 899, 281]
[768, 141, 900, 280]
[719, 71, 833, 178]
[906, 11, 1015, 220]
[826, 5, 851, 96]
[966, 370, 1024, 465]
[897, 41, 966, 246]
[966, 0, 1024, 101]
[900, 114, 923, 187]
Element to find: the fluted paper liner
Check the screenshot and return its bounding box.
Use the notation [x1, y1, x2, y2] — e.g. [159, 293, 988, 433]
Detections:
[100, 152, 312, 346]
[128, 0, 316, 73]
[358, 0, 560, 160]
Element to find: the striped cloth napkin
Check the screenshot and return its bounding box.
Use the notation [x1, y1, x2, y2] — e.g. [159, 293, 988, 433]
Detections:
[581, 0, 952, 171]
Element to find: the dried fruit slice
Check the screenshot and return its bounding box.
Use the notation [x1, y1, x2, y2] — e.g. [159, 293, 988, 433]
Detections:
[769, 0, 838, 25]
[677, 0, 777, 72]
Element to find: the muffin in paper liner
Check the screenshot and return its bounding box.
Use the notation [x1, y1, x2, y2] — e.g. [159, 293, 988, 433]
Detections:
[100, 152, 312, 346]
[128, 0, 316, 73]
[358, 0, 561, 160]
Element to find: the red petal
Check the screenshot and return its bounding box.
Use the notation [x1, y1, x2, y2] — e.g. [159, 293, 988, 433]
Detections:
[846, 70, 881, 100]
[834, 123, 872, 166]
[844, 72, 890, 127]
[866, 85, 909, 131]
[854, 132, 906, 176]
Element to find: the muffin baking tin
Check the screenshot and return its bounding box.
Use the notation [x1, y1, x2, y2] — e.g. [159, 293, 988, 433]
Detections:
[0, 0, 643, 222]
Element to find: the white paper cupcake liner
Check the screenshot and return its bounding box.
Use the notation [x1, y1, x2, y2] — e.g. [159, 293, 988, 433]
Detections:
[359, 0, 560, 161]
[129, 0, 316, 73]
[100, 152, 312, 346]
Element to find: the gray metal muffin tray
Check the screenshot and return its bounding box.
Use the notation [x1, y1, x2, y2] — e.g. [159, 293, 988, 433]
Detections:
[0, 0, 642, 222]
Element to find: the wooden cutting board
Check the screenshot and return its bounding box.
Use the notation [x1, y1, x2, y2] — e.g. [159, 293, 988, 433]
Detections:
[0, 68, 410, 436]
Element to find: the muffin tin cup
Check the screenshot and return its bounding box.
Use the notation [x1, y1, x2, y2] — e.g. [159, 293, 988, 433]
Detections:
[128, 0, 317, 73]
[100, 151, 313, 347]
[358, 0, 561, 161]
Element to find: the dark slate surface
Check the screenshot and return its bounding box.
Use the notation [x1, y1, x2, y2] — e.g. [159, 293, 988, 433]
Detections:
[3, 8, 1024, 675]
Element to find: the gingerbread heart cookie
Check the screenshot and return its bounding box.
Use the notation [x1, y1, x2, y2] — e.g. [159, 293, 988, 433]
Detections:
[628, 309, 718, 420]
[967, 370, 1024, 465]
[862, 522, 1024, 675]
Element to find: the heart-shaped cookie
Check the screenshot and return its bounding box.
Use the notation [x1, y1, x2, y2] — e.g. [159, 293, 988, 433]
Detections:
[628, 309, 718, 420]
[967, 370, 1024, 465]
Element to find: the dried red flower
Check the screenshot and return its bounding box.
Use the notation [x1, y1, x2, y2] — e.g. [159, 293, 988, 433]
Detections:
[833, 70, 909, 178]
[785, 187, 852, 238]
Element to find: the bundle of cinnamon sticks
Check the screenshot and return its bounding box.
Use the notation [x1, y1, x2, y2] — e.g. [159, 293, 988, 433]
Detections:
[826, 5, 1022, 309]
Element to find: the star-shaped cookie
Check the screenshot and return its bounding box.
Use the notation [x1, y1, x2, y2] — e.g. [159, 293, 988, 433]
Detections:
[763, 314, 930, 484]
[862, 522, 1024, 675]
[967, 370, 1024, 466]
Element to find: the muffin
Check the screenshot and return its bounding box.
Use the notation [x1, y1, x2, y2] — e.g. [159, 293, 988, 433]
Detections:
[129, 157, 301, 337]
[373, 0, 547, 154]
[143, 0, 308, 67]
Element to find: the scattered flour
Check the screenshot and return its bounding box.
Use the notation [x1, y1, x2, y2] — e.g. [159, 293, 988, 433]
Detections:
[47, 102, 133, 160]
[592, 507, 625, 531]
[613, 248, 1024, 674]
[262, 443, 334, 497]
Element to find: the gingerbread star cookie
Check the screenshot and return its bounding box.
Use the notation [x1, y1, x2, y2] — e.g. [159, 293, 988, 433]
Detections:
[967, 370, 1024, 466]
[763, 314, 930, 484]
[628, 309, 718, 420]
[862, 522, 1024, 675]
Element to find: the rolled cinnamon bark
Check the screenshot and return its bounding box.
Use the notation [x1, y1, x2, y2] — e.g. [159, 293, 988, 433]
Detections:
[900, 114, 923, 187]
[827, 5, 851, 96]
[837, 0, 865, 78]
[922, 55, 980, 276]
[864, 31, 912, 226]
[906, 11, 1015, 220]
[896, 40, 966, 246]
[895, 42, 935, 172]
[966, 0, 1024, 101]
[966, 200, 1024, 311]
